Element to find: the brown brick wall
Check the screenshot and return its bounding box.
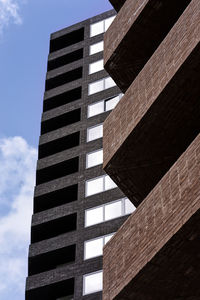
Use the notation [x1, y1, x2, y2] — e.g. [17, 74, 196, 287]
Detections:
[103, 0, 200, 170]
[103, 133, 200, 300]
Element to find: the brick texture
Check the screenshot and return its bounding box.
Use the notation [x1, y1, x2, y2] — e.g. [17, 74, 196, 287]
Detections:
[103, 133, 200, 300]
[104, 0, 191, 92]
[103, 0, 200, 206]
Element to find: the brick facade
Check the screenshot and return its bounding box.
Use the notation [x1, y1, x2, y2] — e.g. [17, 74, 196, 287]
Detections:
[103, 133, 200, 299]
[103, 0, 200, 298]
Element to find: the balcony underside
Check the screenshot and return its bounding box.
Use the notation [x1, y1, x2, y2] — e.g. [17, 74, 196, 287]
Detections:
[104, 0, 191, 92]
[103, 0, 200, 207]
[103, 133, 200, 300]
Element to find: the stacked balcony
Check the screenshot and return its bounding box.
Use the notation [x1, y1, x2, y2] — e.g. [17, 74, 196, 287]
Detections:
[103, 0, 200, 299]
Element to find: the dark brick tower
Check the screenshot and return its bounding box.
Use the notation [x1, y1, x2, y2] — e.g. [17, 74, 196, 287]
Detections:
[25, 10, 135, 300]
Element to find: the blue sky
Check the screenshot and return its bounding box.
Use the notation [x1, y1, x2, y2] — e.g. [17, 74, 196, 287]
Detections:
[0, 1, 112, 299]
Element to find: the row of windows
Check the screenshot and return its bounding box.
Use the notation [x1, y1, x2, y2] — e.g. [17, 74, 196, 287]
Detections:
[88, 94, 123, 118]
[85, 174, 117, 197]
[90, 16, 115, 37]
[84, 232, 114, 260]
[85, 197, 135, 227]
[88, 76, 116, 95]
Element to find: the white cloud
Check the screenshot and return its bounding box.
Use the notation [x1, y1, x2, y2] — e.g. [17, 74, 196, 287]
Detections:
[0, 0, 25, 35]
[0, 136, 37, 297]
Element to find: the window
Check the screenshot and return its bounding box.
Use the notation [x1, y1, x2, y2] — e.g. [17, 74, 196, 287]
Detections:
[85, 198, 136, 227]
[88, 100, 104, 118]
[90, 20, 104, 37]
[84, 233, 115, 260]
[87, 124, 103, 142]
[90, 41, 104, 55]
[88, 77, 116, 95]
[86, 149, 103, 168]
[83, 271, 103, 295]
[90, 16, 115, 37]
[87, 94, 123, 118]
[85, 175, 117, 197]
[105, 200, 122, 221]
[89, 59, 104, 74]
[105, 16, 115, 30]
[85, 206, 103, 227]
[105, 95, 121, 111]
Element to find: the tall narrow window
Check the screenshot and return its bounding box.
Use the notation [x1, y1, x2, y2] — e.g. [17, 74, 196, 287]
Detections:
[86, 149, 103, 168]
[83, 271, 103, 295]
[87, 124, 103, 142]
[89, 59, 104, 74]
[88, 100, 104, 118]
[90, 41, 104, 55]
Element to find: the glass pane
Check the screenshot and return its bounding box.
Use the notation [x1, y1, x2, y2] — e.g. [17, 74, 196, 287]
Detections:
[83, 271, 103, 295]
[86, 149, 103, 168]
[105, 77, 116, 89]
[105, 95, 120, 111]
[90, 21, 104, 37]
[104, 233, 115, 244]
[87, 124, 103, 142]
[125, 198, 136, 214]
[104, 16, 115, 31]
[85, 206, 103, 227]
[105, 200, 122, 221]
[105, 175, 117, 190]
[85, 237, 103, 259]
[86, 176, 104, 196]
[89, 59, 104, 74]
[90, 41, 104, 55]
[88, 79, 104, 95]
[88, 100, 104, 118]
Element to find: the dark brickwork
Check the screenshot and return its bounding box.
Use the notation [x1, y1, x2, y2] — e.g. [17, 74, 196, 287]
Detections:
[25, 9, 133, 300]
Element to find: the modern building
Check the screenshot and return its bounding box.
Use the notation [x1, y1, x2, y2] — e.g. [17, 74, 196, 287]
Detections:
[103, 0, 200, 299]
[25, 9, 135, 300]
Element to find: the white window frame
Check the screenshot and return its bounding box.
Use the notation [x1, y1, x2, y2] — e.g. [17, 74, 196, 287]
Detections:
[85, 174, 117, 197]
[83, 270, 103, 295]
[84, 232, 115, 260]
[90, 16, 115, 37]
[87, 123, 103, 142]
[89, 59, 104, 75]
[87, 94, 123, 118]
[86, 148, 103, 169]
[89, 41, 104, 55]
[88, 77, 116, 95]
[85, 198, 136, 227]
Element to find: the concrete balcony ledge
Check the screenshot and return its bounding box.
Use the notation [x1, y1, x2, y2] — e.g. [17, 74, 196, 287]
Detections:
[103, 0, 200, 206]
[104, 0, 192, 92]
[103, 133, 200, 300]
